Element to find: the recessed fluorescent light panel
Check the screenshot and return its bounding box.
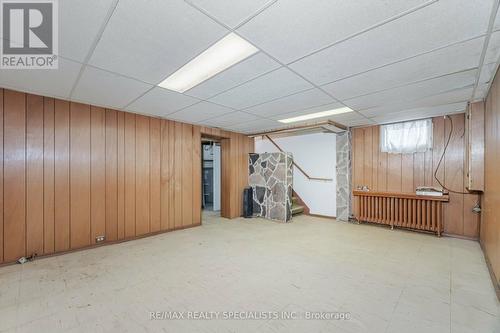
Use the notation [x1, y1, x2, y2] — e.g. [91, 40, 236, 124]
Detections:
[158, 33, 258, 93]
[278, 107, 354, 123]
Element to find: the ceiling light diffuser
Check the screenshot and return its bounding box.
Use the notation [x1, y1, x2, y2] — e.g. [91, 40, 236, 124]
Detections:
[158, 33, 258, 93]
[278, 107, 354, 123]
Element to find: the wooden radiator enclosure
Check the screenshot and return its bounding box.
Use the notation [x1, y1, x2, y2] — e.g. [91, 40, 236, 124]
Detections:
[353, 191, 449, 236]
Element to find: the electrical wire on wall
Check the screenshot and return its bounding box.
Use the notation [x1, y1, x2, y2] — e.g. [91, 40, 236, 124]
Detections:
[433, 115, 474, 195]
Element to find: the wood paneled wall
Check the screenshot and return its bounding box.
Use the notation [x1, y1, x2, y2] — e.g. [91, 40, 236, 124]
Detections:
[352, 114, 480, 239]
[0, 88, 253, 264]
[482, 68, 500, 293]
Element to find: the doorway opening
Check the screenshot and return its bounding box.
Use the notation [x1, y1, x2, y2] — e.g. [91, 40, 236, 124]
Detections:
[202, 138, 221, 222]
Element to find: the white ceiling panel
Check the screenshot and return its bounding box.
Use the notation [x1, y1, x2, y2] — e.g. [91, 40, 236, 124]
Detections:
[478, 62, 497, 85]
[204, 111, 261, 128]
[484, 31, 500, 64]
[167, 101, 234, 123]
[208, 67, 313, 109]
[322, 37, 484, 101]
[187, 0, 275, 28]
[268, 102, 343, 120]
[185, 53, 280, 99]
[370, 102, 467, 124]
[59, 0, 117, 62]
[225, 118, 283, 133]
[127, 87, 200, 116]
[72, 66, 152, 109]
[89, 0, 228, 84]
[343, 69, 477, 111]
[290, 0, 492, 85]
[474, 83, 490, 99]
[359, 86, 473, 118]
[237, 0, 427, 64]
[244, 88, 335, 117]
[0, 58, 82, 99]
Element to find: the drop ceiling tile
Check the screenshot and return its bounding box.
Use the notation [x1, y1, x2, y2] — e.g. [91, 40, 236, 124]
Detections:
[127, 87, 200, 116]
[494, 6, 500, 31]
[244, 88, 335, 117]
[185, 52, 280, 99]
[208, 67, 313, 109]
[290, 0, 492, 85]
[167, 101, 234, 123]
[225, 118, 283, 133]
[343, 69, 477, 111]
[322, 37, 484, 100]
[59, 0, 117, 62]
[269, 102, 344, 120]
[204, 111, 261, 127]
[72, 66, 152, 109]
[0, 58, 82, 99]
[478, 62, 497, 85]
[237, 0, 427, 63]
[474, 83, 490, 99]
[370, 102, 467, 124]
[89, 0, 228, 84]
[187, 0, 275, 28]
[484, 31, 500, 64]
[359, 87, 473, 118]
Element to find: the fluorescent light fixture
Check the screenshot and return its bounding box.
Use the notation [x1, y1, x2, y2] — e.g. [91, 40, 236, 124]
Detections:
[158, 33, 258, 93]
[278, 107, 354, 123]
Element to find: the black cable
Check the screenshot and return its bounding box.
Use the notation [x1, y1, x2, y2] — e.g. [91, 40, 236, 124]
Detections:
[433, 115, 470, 195]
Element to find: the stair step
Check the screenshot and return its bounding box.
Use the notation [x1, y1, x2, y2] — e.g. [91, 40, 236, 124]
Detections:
[291, 205, 304, 215]
[292, 196, 299, 205]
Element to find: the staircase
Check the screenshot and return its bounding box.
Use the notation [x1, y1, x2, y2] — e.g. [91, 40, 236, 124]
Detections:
[291, 196, 305, 216]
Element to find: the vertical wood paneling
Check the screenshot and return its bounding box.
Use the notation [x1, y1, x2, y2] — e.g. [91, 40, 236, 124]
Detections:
[150, 118, 161, 233]
[26, 94, 44, 256]
[70, 103, 91, 249]
[91, 106, 106, 244]
[192, 125, 201, 225]
[124, 113, 136, 238]
[117, 111, 125, 240]
[4, 90, 26, 262]
[182, 123, 193, 226]
[352, 115, 478, 239]
[105, 109, 118, 241]
[0, 88, 252, 263]
[43, 97, 55, 254]
[54, 100, 70, 252]
[0, 90, 3, 263]
[174, 122, 183, 228]
[135, 115, 150, 236]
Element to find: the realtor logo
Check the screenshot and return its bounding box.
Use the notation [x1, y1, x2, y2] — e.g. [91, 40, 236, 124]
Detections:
[1, 0, 58, 69]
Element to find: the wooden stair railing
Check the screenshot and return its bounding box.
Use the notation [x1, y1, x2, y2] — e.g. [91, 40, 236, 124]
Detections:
[353, 191, 449, 237]
[265, 135, 333, 182]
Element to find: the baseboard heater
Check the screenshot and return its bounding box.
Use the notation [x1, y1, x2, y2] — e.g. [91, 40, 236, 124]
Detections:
[353, 190, 449, 237]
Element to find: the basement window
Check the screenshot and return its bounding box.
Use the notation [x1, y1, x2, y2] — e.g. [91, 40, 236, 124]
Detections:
[380, 119, 433, 154]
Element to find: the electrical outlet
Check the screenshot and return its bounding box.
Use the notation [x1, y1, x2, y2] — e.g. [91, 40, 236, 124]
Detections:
[96, 235, 105, 243]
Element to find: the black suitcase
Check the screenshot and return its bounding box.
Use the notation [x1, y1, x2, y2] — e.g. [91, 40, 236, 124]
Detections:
[243, 187, 253, 218]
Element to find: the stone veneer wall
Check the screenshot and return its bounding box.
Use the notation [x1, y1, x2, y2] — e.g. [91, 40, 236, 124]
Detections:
[336, 131, 352, 221]
[249, 152, 293, 222]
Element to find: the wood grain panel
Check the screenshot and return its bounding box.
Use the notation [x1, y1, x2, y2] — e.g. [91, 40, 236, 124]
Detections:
[0, 90, 3, 263]
[124, 113, 136, 238]
[43, 97, 55, 254]
[117, 111, 125, 239]
[105, 109, 118, 241]
[363, 127, 373, 189]
[3, 89, 26, 262]
[135, 115, 150, 236]
[174, 122, 183, 228]
[150, 118, 161, 233]
[54, 100, 70, 252]
[0, 88, 252, 263]
[182, 123, 193, 226]
[192, 125, 201, 225]
[91, 106, 106, 244]
[26, 94, 44, 256]
[70, 103, 91, 249]
[352, 114, 479, 239]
